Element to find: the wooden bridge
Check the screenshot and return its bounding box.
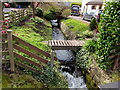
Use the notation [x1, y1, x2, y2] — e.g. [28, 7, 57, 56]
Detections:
[48, 40, 85, 50]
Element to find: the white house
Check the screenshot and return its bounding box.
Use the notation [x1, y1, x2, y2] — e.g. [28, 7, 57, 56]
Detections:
[81, 0, 104, 14]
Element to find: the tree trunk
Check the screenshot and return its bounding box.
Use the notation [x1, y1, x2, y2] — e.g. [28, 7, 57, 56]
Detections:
[31, 2, 35, 18]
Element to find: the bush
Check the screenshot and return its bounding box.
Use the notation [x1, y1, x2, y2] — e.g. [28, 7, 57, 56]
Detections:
[43, 11, 56, 20]
[35, 7, 43, 17]
[84, 39, 98, 54]
[34, 67, 68, 88]
[30, 18, 44, 24]
[89, 18, 98, 31]
[76, 49, 91, 69]
[80, 30, 93, 38]
[96, 2, 120, 70]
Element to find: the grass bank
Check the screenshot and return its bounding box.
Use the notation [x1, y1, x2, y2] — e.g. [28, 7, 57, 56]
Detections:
[62, 19, 93, 39]
[12, 17, 52, 52]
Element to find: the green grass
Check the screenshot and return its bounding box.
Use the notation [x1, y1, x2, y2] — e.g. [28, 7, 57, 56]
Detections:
[62, 19, 92, 38]
[12, 18, 52, 52]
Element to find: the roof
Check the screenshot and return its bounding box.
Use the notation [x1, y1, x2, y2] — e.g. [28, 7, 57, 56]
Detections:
[86, 0, 103, 5]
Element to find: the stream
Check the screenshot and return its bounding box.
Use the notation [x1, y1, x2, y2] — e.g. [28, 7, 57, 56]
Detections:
[52, 26, 88, 89]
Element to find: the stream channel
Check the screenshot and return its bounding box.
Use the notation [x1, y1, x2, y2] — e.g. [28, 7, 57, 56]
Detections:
[52, 26, 88, 89]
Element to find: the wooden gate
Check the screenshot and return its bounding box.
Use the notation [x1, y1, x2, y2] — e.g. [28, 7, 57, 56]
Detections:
[1, 30, 57, 73]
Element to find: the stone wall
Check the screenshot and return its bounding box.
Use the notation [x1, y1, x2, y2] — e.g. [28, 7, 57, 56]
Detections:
[87, 60, 112, 86]
[60, 22, 76, 40]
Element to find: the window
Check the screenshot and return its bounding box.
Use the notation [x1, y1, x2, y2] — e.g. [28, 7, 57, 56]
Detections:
[99, 5, 102, 9]
[92, 5, 96, 9]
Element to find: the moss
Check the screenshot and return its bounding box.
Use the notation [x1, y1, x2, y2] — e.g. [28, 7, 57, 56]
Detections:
[86, 73, 98, 89]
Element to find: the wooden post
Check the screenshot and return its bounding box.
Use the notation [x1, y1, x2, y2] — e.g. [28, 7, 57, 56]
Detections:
[0, 1, 3, 25]
[50, 50, 55, 67]
[7, 30, 15, 72]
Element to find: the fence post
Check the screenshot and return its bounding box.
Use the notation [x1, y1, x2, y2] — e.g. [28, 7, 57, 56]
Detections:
[50, 50, 55, 68]
[7, 30, 15, 72]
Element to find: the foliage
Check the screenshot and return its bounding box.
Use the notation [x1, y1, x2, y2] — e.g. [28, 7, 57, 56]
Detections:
[89, 18, 98, 31]
[80, 30, 93, 38]
[30, 18, 44, 24]
[96, 2, 120, 70]
[84, 39, 98, 54]
[34, 67, 68, 88]
[62, 9, 71, 17]
[71, 3, 82, 7]
[43, 10, 56, 20]
[12, 21, 50, 52]
[77, 2, 120, 70]
[76, 49, 91, 69]
[35, 7, 43, 17]
[2, 73, 44, 88]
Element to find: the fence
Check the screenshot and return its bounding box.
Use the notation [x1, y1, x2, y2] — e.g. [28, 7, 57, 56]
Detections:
[1, 30, 57, 73]
[3, 8, 33, 27]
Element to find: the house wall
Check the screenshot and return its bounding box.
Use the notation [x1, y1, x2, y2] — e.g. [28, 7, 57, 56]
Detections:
[81, 0, 104, 15]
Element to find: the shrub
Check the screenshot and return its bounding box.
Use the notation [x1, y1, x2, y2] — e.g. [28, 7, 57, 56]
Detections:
[43, 11, 56, 20]
[35, 7, 43, 17]
[30, 18, 43, 24]
[81, 30, 93, 38]
[76, 49, 91, 69]
[34, 67, 68, 88]
[89, 18, 98, 31]
[97, 2, 120, 70]
[84, 39, 98, 54]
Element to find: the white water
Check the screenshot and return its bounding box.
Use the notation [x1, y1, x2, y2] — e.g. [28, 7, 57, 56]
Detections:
[63, 72, 88, 89]
[52, 25, 88, 89]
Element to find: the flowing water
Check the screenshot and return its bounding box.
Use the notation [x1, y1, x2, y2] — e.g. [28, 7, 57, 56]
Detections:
[52, 26, 88, 89]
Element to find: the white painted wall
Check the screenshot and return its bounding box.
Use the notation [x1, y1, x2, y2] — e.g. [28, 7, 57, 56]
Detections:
[81, 0, 105, 15]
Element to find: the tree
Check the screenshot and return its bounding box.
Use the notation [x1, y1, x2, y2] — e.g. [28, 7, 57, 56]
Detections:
[31, 2, 40, 18]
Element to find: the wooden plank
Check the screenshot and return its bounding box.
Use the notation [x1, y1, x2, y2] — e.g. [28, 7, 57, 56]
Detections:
[1, 51, 9, 56]
[2, 59, 10, 64]
[51, 40, 54, 46]
[15, 61, 41, 73]
[2, 42, 8, 48]
[72, 40, 76, 46]
[62, 40, 66, 46]
[14, 52, 43, 68]
[59, 40, 63, 46]
[54, 40, 57, 46]
[48, 40, 51, 46]
[13, 44, 48, 64]
[68, 40, 72, 46]
[7, 30, 15, 72]
[65, 40, 69, 46]
[12, 35, 57, 60]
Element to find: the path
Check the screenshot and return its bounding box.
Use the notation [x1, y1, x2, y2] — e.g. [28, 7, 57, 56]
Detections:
[68, 16, 90, 25]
